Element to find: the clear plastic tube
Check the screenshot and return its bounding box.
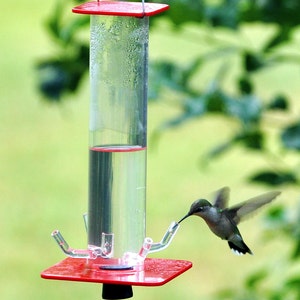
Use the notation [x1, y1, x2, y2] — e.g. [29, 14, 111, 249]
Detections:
[88, 15, 149, 259]
[149, 221, 180, 253]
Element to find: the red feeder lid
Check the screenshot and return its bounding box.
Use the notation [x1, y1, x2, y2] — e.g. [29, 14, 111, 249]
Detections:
[72, 1, 169, 17]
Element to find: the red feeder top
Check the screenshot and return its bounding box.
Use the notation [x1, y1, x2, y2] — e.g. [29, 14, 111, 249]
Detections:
[72, 1, 169, 17]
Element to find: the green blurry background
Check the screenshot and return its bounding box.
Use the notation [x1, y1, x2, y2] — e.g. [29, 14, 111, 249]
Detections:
[1, 1, 300, 300]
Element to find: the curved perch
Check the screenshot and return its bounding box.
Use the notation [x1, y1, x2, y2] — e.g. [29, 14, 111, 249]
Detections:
[51, 230, 99, 259]
[149, 221, 180, 253]
[51, 220, 180, 260]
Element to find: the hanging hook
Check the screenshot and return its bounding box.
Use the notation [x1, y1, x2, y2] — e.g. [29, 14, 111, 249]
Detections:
[141, 0, 145, 18]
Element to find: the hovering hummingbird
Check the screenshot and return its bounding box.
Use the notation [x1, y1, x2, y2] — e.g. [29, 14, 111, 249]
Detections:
[178, 187, 281, 255]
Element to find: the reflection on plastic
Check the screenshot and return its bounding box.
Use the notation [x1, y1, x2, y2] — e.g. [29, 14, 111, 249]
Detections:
[100, 232, 114, 258]
[122, 237, 153, 269]
[149, 221, 180, 253]
[139, 237, 153, 259]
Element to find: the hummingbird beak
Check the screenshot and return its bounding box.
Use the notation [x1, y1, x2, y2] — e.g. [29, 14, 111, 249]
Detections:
[178, 213, 190, 224]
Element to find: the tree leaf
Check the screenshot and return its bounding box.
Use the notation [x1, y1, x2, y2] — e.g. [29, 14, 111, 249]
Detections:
[260, 0, 300, 26]
[265, 206, 287, 222]
[149, 61, 189, 95]
[291, 241, 300, 259]
[267, 95, 289, 110]
[59, 17, 89, 44]
[281, 122, 300, 150]
[235, 129, 264, 150]
[263, 206, 289, 230]
[163, 0, 204, 26]
[37, 61, 68, 100]
[205, 0, 240, 29]
[238, 76, 253, 95]
[206, 89, 227, 113]
[226, 95, 262, 125]
[250, 170, 298, 185]
[205, 139, 236, 160]
[243, 51, 265, 72]
[245, 270, 268, 289]
[263, 27, 291, 52]
[286, 276, 300, 289]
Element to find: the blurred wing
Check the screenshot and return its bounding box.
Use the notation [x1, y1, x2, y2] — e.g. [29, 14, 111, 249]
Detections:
[226, 191, 281, 224]
[213, 186, 230, 209]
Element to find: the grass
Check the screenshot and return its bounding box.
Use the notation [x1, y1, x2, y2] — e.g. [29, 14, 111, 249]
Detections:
[1, 2, 300, 300]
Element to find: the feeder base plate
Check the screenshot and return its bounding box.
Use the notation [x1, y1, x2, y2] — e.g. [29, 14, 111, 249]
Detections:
[41, 257, 192, 286]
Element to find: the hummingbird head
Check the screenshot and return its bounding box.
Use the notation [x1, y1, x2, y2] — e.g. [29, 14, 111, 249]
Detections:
[178, 199, 212, 223]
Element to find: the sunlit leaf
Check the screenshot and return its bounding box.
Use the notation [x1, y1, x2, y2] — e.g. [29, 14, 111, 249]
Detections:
[245, 270, 268, 289]
[60, 17, 89, 44]
[265, 206, 287, 222]
[263, 27, 291, 51]
[286, 276, 300, 288]
[263, 206, 289, 229]
[291, 241, 300, 259]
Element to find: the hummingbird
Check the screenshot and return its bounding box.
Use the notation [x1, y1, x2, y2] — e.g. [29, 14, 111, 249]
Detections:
[178, 187, 281, 255]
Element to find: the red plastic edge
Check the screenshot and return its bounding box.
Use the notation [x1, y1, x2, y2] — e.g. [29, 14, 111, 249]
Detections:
[90, 146, 147, 152]
[41, 257, 192, 287]
[72, 1, 169, 17]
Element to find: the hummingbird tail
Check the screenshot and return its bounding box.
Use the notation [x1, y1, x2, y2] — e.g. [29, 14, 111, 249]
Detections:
[228, 241, 253, 256]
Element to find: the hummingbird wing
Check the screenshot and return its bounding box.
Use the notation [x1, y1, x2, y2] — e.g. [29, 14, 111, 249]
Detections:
[225, 191, 281, 225]
[213, 186, 230, 209]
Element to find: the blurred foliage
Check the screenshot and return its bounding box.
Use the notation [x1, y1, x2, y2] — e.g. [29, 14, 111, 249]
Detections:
[37, 0, 89, 100]
[36, 0, 300, 187]
[37, 1, 300, 299]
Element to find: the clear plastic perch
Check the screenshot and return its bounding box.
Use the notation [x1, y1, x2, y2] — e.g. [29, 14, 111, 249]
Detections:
[149, 221, 180, 253]
[51, 230, 99, 259]
[51, 221, 180, 260]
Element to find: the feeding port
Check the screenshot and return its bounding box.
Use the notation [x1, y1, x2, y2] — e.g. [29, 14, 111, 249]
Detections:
[41, 2, 192, 299]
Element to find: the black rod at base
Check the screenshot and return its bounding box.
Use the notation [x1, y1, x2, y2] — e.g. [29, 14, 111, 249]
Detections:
[102, 284, 133, 299]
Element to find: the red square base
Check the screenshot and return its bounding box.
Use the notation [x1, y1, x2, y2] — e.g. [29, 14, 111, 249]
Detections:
[41, 257, 192, 286]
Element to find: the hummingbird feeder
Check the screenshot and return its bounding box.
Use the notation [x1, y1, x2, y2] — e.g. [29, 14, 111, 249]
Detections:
[41, 1, 192, 299]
